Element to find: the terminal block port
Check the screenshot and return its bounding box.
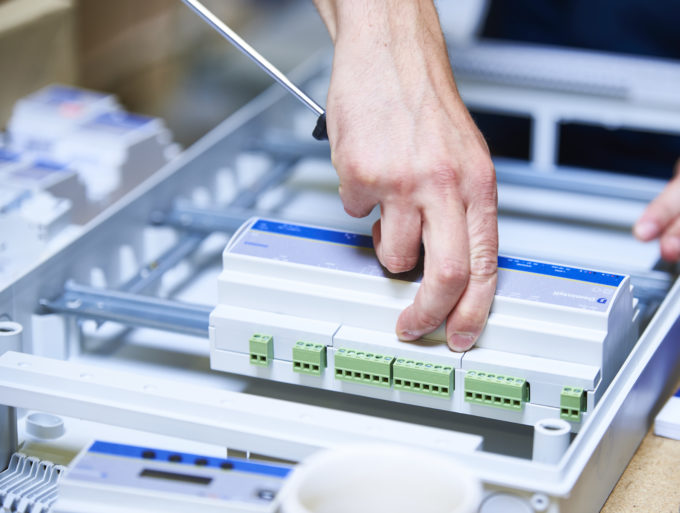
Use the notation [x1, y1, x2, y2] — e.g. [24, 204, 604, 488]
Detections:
[249, 334, 273, 366]
[393, 359, 454, 398]
[334, 348, 394, 388]
[292, 341, 327, 376]
[464, 370, 529, 411]
[560, 386, 587, 422]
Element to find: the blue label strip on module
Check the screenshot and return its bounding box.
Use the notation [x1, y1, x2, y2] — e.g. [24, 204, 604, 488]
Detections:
[250, 220, 624, 287]
[497, 256, 624, 287]
[89, 441, 291, 478]
[41, 85, 105, 105]
[0, 149, 20, 163]
[89, 112, 153, 130]
[252, 219, 374, 249]
[675, 388, 680, 399]
[33, 159, 68, 172]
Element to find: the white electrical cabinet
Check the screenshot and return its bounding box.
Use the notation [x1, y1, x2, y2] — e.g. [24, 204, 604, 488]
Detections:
[0, 45, 679, 513]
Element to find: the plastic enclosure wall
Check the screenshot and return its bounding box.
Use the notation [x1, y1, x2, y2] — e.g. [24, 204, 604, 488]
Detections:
[210, 218, 636, 430]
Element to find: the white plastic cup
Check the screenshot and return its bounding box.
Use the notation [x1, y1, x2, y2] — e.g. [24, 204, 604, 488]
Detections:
[277, 444, 482, 513]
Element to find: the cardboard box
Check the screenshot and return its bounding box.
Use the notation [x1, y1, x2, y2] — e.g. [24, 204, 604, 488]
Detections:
[0, 0, 76, 129]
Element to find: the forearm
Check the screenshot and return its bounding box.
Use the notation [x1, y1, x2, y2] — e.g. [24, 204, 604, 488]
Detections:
[313, 0, 444, 44]
[313, 0, 457, 96]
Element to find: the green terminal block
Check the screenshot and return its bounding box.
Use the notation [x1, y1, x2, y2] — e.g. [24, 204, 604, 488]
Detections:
[292, 341, 327, 376]
[560, 386, 586, 422]
[393, 359, 454, 398]
[249, 334, 273, 366]
[464, 370, 529, 411]
[334, 348, 394, 388]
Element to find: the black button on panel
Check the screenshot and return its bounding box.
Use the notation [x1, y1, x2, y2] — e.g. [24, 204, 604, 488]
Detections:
[194, 458, 209, 466]
[257, 489, 276, 501]
[220, 461, 234, 470]
[141, 450, 156, 459]
[168, 454, 182, 463]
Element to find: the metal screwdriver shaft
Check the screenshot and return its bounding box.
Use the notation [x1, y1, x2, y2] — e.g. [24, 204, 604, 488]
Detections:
[181, 0, 328, 140]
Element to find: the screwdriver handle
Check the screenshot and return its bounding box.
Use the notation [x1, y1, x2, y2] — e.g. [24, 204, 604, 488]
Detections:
[313, 113, 328, 141]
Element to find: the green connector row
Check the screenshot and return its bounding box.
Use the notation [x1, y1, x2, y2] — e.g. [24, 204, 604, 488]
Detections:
[393, 359, 454, 398]
[334, 348, 394, 387]
[560, 386, 586, 422]
[464, 370, 529, 411]
[249, 334, 273, 366]
[292, 341, 327, 376]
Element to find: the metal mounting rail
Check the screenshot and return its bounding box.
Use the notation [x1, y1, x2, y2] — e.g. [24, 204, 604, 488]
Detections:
[229, 157, 300, 210]
[41, 282, 211, 338]
[158, 157, 299, 233]
[160, 205, 250, 234]
[120, 232, 206, 295]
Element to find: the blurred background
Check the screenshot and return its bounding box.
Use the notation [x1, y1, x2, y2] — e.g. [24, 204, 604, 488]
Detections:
[0, 0, 331, 146]
[1, 0, 679, 176]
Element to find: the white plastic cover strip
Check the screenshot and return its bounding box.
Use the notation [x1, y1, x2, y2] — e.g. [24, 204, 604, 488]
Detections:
[0, 352, 482, 461]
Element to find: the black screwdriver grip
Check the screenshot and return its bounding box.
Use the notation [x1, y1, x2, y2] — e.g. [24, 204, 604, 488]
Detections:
[313, 113, 328, 141]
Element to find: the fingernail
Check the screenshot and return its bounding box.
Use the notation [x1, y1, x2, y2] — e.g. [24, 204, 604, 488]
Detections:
[633, 221, 659, 241]
[398, 329, 424, 341]
[449, 332, 476, 352]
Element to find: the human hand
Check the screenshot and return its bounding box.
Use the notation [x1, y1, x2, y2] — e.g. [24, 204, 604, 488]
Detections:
[633, 159, 680, 261]
[314, 0, 498, 351]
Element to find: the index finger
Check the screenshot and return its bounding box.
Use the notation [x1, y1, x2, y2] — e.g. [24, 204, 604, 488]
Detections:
[396, 195, 469, 341]
[634, 159, 680, 241]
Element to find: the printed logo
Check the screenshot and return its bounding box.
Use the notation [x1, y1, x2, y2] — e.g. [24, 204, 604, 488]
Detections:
[597, 298, 607, 304]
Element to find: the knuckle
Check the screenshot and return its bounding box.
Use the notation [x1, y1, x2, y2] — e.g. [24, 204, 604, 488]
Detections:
[382, 253, 419, 273]
[453, 308, 486, 332]
[470, 247, 498, 279]
[338, 187, 374, 218]
[414, 308, 444, 331]
[469, 158, 498, 200]
[433, 259, 469, 285]
[341, 200, 370, 218]
[475, 156, 496, 179]
[384, 171, 416, 196]
[342, 160, 378, 188]
[430, 164, 460, 190]
[339, 196, 366, 218]
[334, 153, 373, 184]
[343, 204, 364, 218]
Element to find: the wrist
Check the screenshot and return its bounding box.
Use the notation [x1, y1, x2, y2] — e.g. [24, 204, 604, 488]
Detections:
[328, 2, 460, 113]
[316, 0, 445, 47]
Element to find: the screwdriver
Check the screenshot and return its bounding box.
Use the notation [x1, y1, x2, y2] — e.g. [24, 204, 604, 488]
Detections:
[181, 0, 328, 141]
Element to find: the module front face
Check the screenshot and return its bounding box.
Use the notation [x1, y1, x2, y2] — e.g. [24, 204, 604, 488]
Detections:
[210, 218, 636, 429]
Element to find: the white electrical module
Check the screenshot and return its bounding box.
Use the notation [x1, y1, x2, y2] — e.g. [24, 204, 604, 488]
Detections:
[53, 441, 290, 513]
[7, 84, 120, 156]
[6, 84, 179, 203]
[211, 218, 637, 429]
[50, 111, 178, 202]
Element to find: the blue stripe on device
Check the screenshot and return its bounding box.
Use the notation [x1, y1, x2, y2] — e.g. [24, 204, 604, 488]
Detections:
[250, 220, 624, 287]
[252, 219, 374, 249]
[89, 441, 291, 478]
[497, 256, 624, 287]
